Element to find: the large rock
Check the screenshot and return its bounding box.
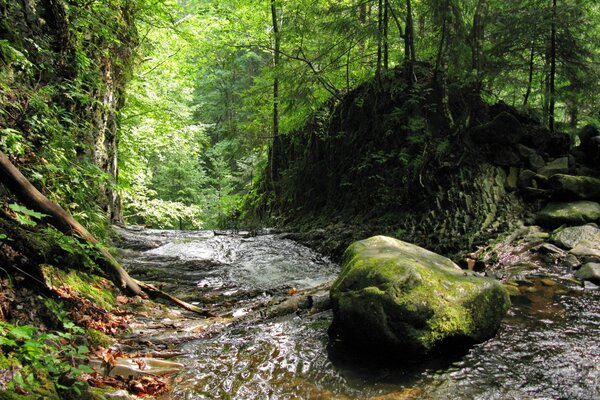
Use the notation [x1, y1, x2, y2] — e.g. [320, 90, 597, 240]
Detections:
[470, 112, 523, 145]
[551, 224, 600, 250]
[549, 174, 600, 200]
[536, 201, 600, 228]
[329, 236, 510, 360]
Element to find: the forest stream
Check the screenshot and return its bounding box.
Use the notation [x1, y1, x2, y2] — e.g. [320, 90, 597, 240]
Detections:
[115, 227, 600, 400]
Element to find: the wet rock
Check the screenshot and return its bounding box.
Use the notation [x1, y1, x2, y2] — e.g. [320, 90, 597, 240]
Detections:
[538, 157, 569, 177]
[570, 240, 600, 259]
[536, 201, 600, 228]
[548, 174, 600, 200]
[105, 390, 136, 400]
[584, 281, 599, 289]
[574, 263, 600, 285]
[471, 112, 523, 145]
[329, 236, 510, 360]
[538, 243, 565, 255]
[505, 167, 519, 191]
[551, 224, 600, 250]
[560, 254, 581, 270]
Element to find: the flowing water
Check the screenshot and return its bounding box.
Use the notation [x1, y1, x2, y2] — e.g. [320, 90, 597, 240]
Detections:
[116, 227, 600, 400]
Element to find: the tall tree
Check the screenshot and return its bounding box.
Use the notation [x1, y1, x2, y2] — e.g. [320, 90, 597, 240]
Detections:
[548, 0, 557, 132]
[269, 0, 281, 190]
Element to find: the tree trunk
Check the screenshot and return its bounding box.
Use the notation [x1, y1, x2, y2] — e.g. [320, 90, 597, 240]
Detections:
[383, 0, 389, 71]
[471, 0, 487, 86]
[406, 0, 416, 64]
[0, 152, 143, 296]
[549, 0, 557, 132]
[434, 0, 454, 129]
[523, 41, 535, 106]
[376, 0, 383, 77]
[270, 0, 280, 189]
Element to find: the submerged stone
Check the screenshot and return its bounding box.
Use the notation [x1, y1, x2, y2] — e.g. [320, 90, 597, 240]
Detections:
[329, 236, 510, 361]
[536, 201, 600, 228]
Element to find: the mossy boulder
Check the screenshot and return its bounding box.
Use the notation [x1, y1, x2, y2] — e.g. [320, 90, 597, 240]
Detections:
[536, 201, 600, 228]
[549, 174, 600, 200]
[329, 236, 510, 361]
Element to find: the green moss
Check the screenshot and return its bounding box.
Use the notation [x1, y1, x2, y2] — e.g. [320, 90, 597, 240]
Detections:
[86, 329, 111, 348]
[331, 236, 510, 357]
[40, 265, 116, 310]
[0, 364, 60, 400]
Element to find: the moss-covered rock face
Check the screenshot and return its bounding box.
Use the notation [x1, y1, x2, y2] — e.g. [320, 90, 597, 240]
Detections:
[330, 236, 510, 361]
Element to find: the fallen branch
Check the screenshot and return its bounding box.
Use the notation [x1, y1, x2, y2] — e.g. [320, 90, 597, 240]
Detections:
[134, 280, 215, 317]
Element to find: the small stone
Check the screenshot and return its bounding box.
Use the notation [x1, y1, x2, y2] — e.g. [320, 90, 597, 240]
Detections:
[574, 263, 600, 285]
[584, 281, 599, 289]
[540, 278, 556, 286]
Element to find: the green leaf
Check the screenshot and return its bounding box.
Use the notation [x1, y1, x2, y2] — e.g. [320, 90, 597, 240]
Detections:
[9, 325, 36, 340]
[0, 337, 17, 347]
[9, 204, 47, 220]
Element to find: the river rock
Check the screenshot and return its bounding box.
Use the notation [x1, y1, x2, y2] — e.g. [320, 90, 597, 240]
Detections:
[551, 224, 600, 250]
[570, 239, 600, 259]
[329, 236, 510, 360]
[549, 174, 600, 200]
[574, 263, 600, 285]
[538, 157, 569, 177]
[528, 153, 546, 171]
[517, 169, 537, 189]
[536, 201, 600, 228]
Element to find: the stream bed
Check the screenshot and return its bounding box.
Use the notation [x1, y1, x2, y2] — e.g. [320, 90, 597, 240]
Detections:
[116, 227, 600, 400]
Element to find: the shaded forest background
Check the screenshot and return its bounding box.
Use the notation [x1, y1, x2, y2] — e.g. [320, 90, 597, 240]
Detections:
[1, 0, 599, 232]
